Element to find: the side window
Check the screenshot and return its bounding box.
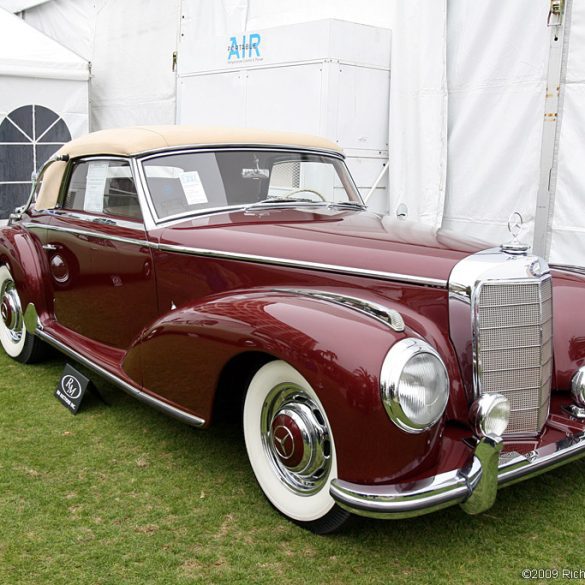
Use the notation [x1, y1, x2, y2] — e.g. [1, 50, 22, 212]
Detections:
[62, 160, 143, 221]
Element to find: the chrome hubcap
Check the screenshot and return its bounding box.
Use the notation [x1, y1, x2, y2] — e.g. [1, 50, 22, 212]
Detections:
[0, 280, 23, 343]
[261, 383, 332, 495]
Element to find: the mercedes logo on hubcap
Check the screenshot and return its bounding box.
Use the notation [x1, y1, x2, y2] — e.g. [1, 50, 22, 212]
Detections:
[273, 425, 296, 460]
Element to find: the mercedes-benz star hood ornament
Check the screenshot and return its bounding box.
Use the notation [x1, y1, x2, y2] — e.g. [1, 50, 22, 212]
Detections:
[501, 211, 530, 254]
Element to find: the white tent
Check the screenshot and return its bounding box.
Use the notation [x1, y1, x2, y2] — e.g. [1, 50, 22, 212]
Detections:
[11, 0, 585, 266]
[0, 7, 88, 218]
[388, 0, 585, 266]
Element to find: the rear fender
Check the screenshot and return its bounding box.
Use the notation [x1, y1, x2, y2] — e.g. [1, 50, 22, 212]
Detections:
[0, 225, 49, 318]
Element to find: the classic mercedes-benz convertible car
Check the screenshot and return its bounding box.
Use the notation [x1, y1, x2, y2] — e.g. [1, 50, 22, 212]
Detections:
[1, 126, 585, 533]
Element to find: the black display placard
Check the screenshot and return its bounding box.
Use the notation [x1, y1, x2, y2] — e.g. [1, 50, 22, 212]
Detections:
[54, 364, 91, 414]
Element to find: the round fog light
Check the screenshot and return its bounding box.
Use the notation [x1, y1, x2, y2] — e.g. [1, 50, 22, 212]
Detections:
[470, 394, 510, 438]
[571, 368, 585, 408]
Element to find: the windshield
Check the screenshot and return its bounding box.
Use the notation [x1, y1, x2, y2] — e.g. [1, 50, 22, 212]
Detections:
[141, 150, 361, 221]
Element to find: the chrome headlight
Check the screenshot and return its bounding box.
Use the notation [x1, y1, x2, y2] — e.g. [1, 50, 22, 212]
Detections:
[380, 338, 449, 433]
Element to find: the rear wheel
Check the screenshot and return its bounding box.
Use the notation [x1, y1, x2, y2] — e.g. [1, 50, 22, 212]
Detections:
[0, 265, 46, 363]
[243, 360, 349, 534]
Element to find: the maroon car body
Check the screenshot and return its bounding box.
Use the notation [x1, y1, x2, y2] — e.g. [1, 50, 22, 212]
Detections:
[1, 126, 585, 533]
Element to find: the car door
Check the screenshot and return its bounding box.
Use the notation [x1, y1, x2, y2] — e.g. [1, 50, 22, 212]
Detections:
[43, 157, 158, 349]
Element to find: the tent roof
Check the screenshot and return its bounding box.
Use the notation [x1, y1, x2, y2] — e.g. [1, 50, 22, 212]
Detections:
[0, 0, 50, 13]
[0, 7, 88, 80]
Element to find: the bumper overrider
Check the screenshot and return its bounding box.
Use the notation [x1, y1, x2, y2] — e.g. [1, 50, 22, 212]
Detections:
[330, 430, 585, 519]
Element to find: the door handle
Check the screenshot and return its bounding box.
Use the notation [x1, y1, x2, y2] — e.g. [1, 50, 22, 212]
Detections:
[42, 244, 58, 251]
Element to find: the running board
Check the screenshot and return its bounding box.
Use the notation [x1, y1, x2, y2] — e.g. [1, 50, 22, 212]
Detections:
[24, 303, 205, 428]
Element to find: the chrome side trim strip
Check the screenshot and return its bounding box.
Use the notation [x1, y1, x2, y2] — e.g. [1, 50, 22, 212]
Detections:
[31, 317, 205, 428]
[273, 288, 406, 331]
[330, 428, 585, 519]
[550, 263, 585, 277]
[157, 243, 448, 288]
[22, 222, 447, 288]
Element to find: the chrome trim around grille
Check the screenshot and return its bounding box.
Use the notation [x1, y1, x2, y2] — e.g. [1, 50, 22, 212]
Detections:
[449, 248, 553, 437]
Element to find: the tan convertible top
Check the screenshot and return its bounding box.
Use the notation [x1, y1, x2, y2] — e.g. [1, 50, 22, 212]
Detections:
[35, 125, 343, 210]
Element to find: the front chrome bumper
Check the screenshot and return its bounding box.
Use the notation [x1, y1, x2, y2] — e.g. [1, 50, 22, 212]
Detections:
[330, 430, 585, 519]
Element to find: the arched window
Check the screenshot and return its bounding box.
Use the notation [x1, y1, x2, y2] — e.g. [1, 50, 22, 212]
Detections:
[0, 105, 71, 219]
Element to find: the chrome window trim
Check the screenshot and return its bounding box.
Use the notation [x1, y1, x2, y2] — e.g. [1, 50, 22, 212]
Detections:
[23, 222, 148, 248]
[57, 155, 139, 210]
[43, 209, 145, 232]
[273, 288, 405, 332]
[135, 144, 346, 159]
[134, 146, 361, 228]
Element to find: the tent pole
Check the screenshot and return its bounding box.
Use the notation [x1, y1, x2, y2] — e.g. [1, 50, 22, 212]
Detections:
[533, 0, 572, 259]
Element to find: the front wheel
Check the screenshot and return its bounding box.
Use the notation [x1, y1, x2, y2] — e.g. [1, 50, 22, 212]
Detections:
[0, 265, 46, 363]
[243, 360, 349, 533]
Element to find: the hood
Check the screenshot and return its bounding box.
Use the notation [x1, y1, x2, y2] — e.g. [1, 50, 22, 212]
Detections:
[158, 207, 492, 286]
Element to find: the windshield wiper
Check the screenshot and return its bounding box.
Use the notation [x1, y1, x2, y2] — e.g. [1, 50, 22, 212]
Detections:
[244, 197, 326, 211]
[328, 201, 367, 210]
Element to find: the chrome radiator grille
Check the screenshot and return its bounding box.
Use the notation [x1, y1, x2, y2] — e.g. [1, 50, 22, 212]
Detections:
[475, 277, 553, 435]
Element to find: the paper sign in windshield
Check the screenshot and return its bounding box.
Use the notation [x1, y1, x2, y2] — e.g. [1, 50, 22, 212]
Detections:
[179, 171, 208, 205]
[84, 161, 109, 213]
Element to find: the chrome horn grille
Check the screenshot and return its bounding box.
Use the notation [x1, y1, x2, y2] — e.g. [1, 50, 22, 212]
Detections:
[449, 250, 553, 437]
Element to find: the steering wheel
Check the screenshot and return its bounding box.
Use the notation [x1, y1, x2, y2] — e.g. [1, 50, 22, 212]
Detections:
[282, 188, 326, 202]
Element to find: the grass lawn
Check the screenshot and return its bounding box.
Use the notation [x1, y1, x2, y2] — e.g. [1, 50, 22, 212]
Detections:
[1, 350, 584, 585]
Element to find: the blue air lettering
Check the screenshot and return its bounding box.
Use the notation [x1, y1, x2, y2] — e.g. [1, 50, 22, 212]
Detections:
[227, 33, 262, 61]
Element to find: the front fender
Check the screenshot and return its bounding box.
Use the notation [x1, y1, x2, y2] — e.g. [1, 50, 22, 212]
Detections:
[133, 290, 446, 484]
[551, 268, 585, 389]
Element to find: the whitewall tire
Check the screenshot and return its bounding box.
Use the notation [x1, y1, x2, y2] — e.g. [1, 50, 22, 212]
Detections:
[0, 266, 45, 363]
[243, 360, 349, 533]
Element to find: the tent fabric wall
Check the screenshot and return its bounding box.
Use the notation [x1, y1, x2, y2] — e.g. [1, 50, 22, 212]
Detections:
[23, 0, 180, 130]
[184, 0, 392, 36]
[387, 0, 448, 229]
[24, 0, 392, 132]
[17, 0, 585, 266]
[442, 0, 551, 247]
[0, 5, 87, 80]
[550, 1, 585, 265]
[0, 7, 88, 218]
